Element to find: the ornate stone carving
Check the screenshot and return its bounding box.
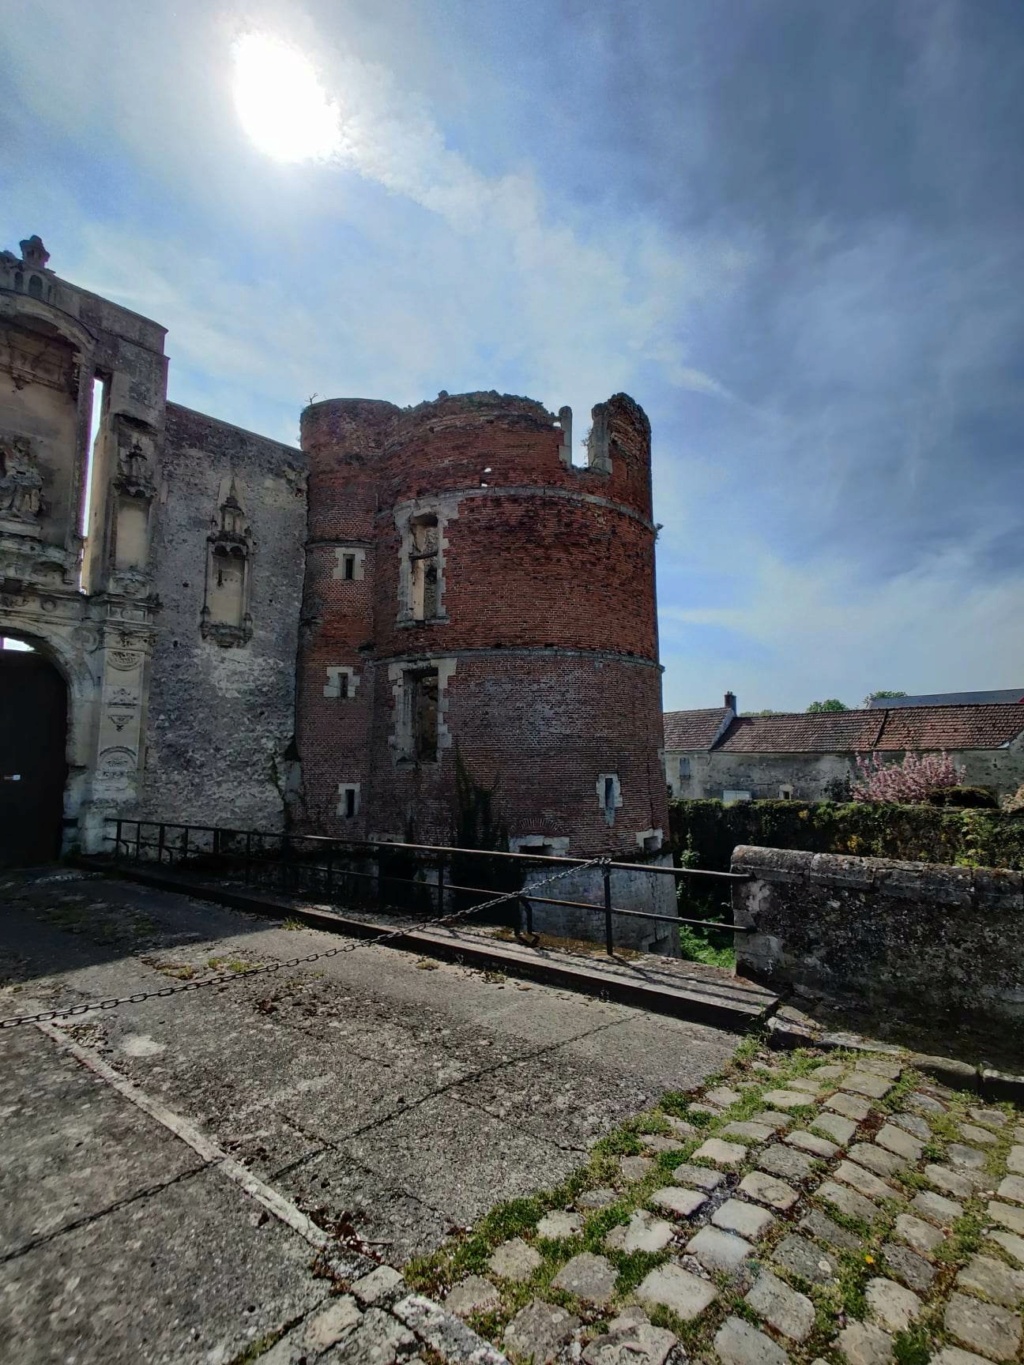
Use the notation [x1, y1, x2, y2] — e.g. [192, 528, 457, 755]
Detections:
[113, 427, 157, 500]
[0, 436, 46, 523]
[201, 480, 253, 647]
[19, 236, 50, 269]
[107, 649, 141, 672]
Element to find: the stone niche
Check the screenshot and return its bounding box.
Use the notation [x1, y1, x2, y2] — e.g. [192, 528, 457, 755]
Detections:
[0, 317, 79, 548]
[108, 416, 158, 596]
[200, 480, 253, 646]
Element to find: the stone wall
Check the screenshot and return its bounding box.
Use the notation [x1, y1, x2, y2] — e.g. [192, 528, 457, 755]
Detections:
[669, 740, 1024, 802]
[139, 405, 306, 829]
[732, 845, 1024, 1042]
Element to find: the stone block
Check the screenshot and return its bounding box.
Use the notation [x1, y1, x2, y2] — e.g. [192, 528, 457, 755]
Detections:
[990, 1199, 1024, 1236]
[739, 1170, 799, 1211]
[856, 1056, 904, 1079]
[722, 1121, 776, 1143]
[814, 1113, 858, 1146]
[671, 1163, 726, 1191]
[714, 1315, 789, 1365]
[789, 1076, 825, 1094]
[773, 1234, 838, 1284]
[880, 1243, 936, 1294]
[956, 1254, 1024, 1309]
[875, 862, 973, 906]
[750, 1111, 794, 1130]
[949, 1144, 989, 1171]
[944, 1291, 1022, 1362]
[1008, 1148, 1024, 1175]
[826, 1091, 872, 1121]
[537, 1211, 583, 1240]
[893, 1213, 945, 1256]
[551, 1253, 618, 1306]
[732, 846, 811, 884]
[445, 1276, 501, 1317]
[761, 1090, 811, 1111]
[814, 1064, 847, 1080]
[843, 1073, 894, 1100]
[688, 1225, 756, 1275]
[970, 1108, 1010, 1129]
[911, 1190, 963, 1227]
[786, 1130, 839, 1158]
[582, 1320, 677, 1365]
[336, 1307, 416, 1365]
[907, 1091, 948, 1114]
[960, 1124, 999, 1147]
[504, 1300, 580, 1365]
[997, 1175, 1024, 1206]
[989, 1230, 1024, 1266]
[875, 1124, 924, 1161]
[642, 1134, 689, 1155]
[865, 1277, 922, 1333]
[604, 1210, 674, 1254]
[707, 1086, 743, 1108]
[351, 1265, 405, 1306]
[649, 1186, 707, 1219]
[619, 1155, 655, 1183]
[692, 1138, 747, 1168]
[712, 1198, 775, 1240]
[799, 1209, 861, 1251]
[745, 1269, 815, 1342]
[489, 1238, 543, 1281]
[849, 1143, 907, 1178]
[927, 1165, 982, 1201]
[636, 1263, 718, 1320]
[931, 1350, 994, 1365]
[758, 1145, 815, 1182]
[809, 852, 877, 891]
[818, 1180, 878, 1226]
[835, 1160, 898, 1203]
[577, 1188, 618, 1210]
[836, 1321, 893, 1365]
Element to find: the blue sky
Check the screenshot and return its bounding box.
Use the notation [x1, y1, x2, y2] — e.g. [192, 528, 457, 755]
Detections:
[3, 0, 1022, 711]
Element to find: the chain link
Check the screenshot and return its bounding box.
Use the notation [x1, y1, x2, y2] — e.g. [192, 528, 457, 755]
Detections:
[0, 856, 610, 1030]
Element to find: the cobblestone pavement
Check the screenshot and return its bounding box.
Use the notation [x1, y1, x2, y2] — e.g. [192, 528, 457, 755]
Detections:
[0, 870, 737, 1362]
[409, 1045, 1024, 1365]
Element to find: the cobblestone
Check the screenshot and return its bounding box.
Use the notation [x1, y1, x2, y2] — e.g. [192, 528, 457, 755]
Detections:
[928, 1165, 985, 1199]
[835, 1159, 898, 1203]
[739, 1170, 800, 1211]
[489, 1239, 543, 1281]
[577, 1187, 618, 1209]
[944, 1291, 1022, 1362]
[911, 1190, 963, 1226]
[712, 1198, 776, 1240]
[813, 1113, 859, 1146]
[825, 1092, 873, 1122]
[956, 1254, 1024, 1309]
[446, 1276, 501, 1317]
[762, 1089, 814, 1111]
[707, 1087, 744, 1108]
[757, 1145, 816, 1182]
[714, 1315, 790, 1365]
[722, 1121, 777, 1142]
[537, 1211, 583, 1239]
[772, 1234, 839, 1284]
[865, 1277, 922, 1333]
[672, 1162, 727, 1191]
[997, 1175, 1024, 1205]
[969, 1109, 1008, 1129]
[650, 1185, 708, 1218]
[799, 1208, 861, 1251]
[842, 1072, 894, 1100]
[849, 1143, 907, 1178]
[949, 1144, 989, 1171]
[605, 1210, 674, 1254]
[875, 1124, 924, 1161]
[504, 1300, 580, 1364]
[893, 1212, 945, 1255]
[751, 1111, 795, 1131]
[908, 1091, 948, 1114]
[1007, 1147, 1024, 1175]
[836, 1320, 894, 1365]
[818, 1179, 879, 1225]
[880, 1242, 936, 1293]
[551, 1253, 618, 1306]
[693, 1138, 748, 1168]
[960, 1124, 999, 1147]
[890, 1113, 931, 1141]
[989, 1201, 1024, 1236]
[989, 1229, 1024, 1266]
[744, 1269, 816, 1342]
[636, 1263, 718, 1319]
[619, 1155, 655, 1182]
[582, 1318, 677, 1365]
[787, 1130, 839, 1158]
[689, 1224, 757, 1274]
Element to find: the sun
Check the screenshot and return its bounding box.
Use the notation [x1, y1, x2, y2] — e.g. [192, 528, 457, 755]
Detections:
[232, 33, 341, 164]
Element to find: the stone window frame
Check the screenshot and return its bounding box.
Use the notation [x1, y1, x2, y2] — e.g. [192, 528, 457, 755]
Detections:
[509, 834, 570, 859]
[394, 499, 457, 627]
[387, 656, 457, 765]
[323, 665, 359, 700]
[337, 782, 360, 818]
[635, 827, 663, 853]
[333, 546, 366, 582]
[597, 772, 622, 826]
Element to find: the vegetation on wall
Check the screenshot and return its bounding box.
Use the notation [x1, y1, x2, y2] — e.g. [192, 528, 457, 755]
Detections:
[669, 798, 1024, 871]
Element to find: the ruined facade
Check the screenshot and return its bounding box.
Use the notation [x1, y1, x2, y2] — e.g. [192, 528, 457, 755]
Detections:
[0, 238, 667, 876]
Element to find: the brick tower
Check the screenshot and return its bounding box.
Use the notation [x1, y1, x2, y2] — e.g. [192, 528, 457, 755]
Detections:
[295, 390, 668, 862]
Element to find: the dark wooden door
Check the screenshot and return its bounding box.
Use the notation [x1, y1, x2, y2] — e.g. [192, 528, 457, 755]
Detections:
[0, 651, 67, 867]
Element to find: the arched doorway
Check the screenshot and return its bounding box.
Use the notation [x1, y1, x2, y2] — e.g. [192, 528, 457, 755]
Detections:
[0, 638, 68, 866]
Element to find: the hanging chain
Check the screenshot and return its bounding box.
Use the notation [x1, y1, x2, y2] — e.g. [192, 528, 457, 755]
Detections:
[0, 856, 610, 1031]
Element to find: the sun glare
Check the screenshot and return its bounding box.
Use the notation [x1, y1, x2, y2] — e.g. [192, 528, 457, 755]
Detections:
[232, 33, 341, 163]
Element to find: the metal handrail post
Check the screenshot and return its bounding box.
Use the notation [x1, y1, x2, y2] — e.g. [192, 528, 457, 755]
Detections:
[436, 855, 445, 917]
[603, 864, 614, 956]
[157, 823, 165, 866]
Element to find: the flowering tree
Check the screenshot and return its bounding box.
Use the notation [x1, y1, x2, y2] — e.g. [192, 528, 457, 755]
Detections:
[851, 750, 966, 803]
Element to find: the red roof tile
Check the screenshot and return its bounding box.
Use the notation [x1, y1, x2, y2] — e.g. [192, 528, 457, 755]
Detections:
[713, 704, 1024, 754]
[664, 708, 732, 750]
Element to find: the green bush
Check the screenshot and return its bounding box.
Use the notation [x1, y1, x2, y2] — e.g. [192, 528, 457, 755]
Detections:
[669, 799, 1024, 871]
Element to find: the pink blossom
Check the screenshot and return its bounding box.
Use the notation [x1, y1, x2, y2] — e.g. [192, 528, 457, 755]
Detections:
[851, 749, 966, 803]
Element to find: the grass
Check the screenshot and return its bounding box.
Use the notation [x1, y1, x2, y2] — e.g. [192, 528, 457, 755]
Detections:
[678, 924, 736, 968]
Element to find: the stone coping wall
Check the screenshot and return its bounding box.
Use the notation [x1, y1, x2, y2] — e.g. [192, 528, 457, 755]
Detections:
[731, 845, 1024, 1043]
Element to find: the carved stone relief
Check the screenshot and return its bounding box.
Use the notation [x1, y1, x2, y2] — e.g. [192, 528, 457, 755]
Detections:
[0, 436, 46, 523]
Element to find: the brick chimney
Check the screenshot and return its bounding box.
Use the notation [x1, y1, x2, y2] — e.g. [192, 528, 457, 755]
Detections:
[724, 691, 737, 713]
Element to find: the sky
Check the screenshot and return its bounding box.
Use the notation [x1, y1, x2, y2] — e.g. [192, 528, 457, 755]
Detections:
[2, 0, 1022, 712]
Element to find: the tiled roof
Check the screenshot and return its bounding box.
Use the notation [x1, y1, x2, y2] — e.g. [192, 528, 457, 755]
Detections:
[867, 688, 1024, 708]
[713, 704, 1024, 754]
[664, 708, 732, 750]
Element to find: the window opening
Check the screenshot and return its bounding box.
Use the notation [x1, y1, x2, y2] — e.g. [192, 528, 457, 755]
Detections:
[1, 637, 33, 652]
[410, 669, 439, 761]
[345, 788, 356, 818]
[678, 756, 691, 781]
[409, 514, 439, 621]
[78, 375, 106, 588]
[604, 777, 615, 812]
[339, 672, 349, 699]
[343, 554, 355, 581]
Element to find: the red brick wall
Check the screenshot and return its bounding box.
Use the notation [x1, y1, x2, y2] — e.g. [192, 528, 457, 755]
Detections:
[295, 391, 667, 855]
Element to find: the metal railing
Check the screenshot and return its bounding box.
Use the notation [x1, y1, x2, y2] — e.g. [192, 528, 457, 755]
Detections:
[105, 819, 750, 957]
